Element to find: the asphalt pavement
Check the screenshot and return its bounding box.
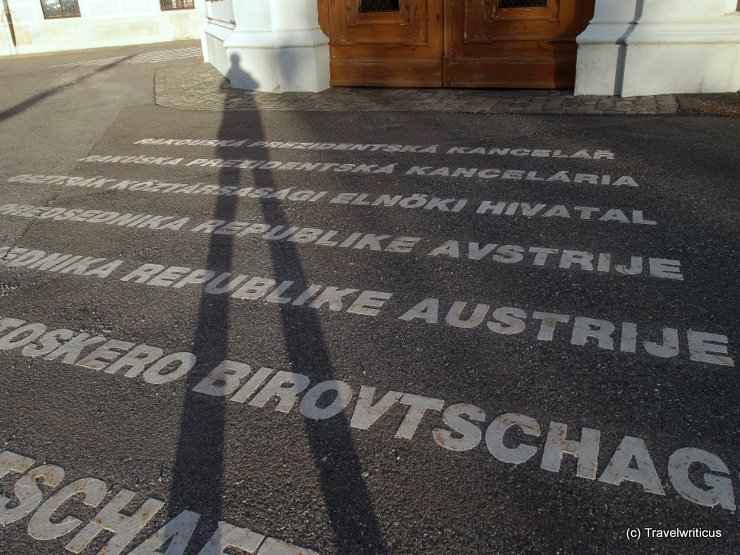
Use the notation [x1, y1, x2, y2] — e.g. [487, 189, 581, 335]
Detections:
[0, 42, 738, 555]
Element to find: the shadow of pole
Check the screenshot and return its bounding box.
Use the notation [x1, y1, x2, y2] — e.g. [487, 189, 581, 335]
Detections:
[167, 52, 387, 553]
[614, 0, 644, 96]
[238, 53, 388, 552]
[257, 192, 389, 554]
[167, 86, 239, 544]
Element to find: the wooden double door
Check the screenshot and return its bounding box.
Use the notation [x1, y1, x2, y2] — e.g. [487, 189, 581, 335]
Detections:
[317, 0, 595, 88]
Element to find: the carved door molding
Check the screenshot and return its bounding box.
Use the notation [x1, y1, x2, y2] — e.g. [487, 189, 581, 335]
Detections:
[318, 0, 594, 88]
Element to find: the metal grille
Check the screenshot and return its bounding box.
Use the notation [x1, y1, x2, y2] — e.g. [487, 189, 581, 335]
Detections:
[498, 0, 548, 7]
[40, 0, 80, 19]
[359, 0, 400, 13]
[160, 0, 195, 10]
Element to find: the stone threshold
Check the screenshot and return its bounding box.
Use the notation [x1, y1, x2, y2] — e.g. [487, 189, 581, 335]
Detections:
[155, 61, 739, 116]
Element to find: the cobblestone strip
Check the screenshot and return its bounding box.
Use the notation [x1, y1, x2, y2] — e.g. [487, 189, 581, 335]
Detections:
[155, 61, 680, 115]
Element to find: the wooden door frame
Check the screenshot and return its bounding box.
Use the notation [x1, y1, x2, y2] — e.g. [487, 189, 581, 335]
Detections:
[318, 0, 593, 89]
[318, 0, 445, 87]
[444, 0, 594, 88]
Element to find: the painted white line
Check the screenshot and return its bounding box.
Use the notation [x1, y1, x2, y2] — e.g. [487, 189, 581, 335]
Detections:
[74, 152, 641, 187]
[0, 247, 732, 367]
[7, 173, 657, 226]
[0, 202, 675, 280]
[135, 137, 618, 161]
[0, 314, 736, 514]
[0, 449, 317, 554]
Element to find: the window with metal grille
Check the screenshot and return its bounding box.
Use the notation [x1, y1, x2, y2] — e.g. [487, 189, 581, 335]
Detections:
[359, 0, 400, 13]
[160, 0, 195, 11]
[40, 0, 80, 19]
[498, 0, 548, 7]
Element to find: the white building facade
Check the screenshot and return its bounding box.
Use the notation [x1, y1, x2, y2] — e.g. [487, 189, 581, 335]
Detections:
[200, 0, 328, 93]
[201, 0, 740, 97]
[0, 0, 205, 56]
[576, 0, 740, 96]
[3, 1, 738, 97]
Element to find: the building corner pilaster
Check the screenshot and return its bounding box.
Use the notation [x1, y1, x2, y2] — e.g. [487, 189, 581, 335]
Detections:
[202, 0, 330, 93]
[575, 0, 740, 97]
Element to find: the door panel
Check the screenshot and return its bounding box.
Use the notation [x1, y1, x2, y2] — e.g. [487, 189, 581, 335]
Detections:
[444, 0, 595, 88]
[318, 0, 445, 87]
[318, 0, 594, 89]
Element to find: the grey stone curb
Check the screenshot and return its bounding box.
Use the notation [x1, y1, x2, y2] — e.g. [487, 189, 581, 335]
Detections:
[155, 61, 687, 116]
